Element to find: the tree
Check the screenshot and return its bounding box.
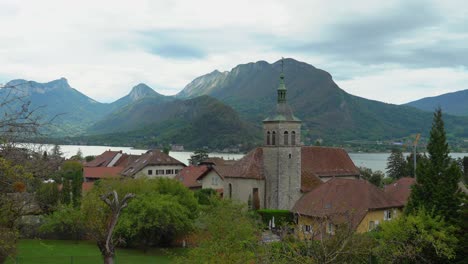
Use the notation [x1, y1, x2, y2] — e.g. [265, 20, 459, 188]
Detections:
[98, 191, 135, 264]
[162, 145, 170, 155]
[59, 160, 83, 207]
[70, 148, 83, 161]
[405, 152, 427, 178]
[0, 158, 33, 262]
[40, 204, 84, 241]
[359, 167, 385, 187]
[0, 81, 56, 261]
[406, 108, 463, 223]
[462, 156, 468, 183]
[50, 144, 63, 159]
[35, 182, 60, 213]
[374, 209, 458, 263]
[115, 193, 194, 250]
[189, 149, 208, 165]
[175, 199, 259, 264]
[113, 178, 199, 249]
[386, 148, 408, 180]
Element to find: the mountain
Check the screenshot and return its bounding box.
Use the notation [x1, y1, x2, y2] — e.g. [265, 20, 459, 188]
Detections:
[87, 95, 259, 149]
[110, 83, 168, 110]
[0, 79, 167, 136]
[405, 89, 468, 116]
[177, 58, 468, 143]
[0, 78, 112, 135]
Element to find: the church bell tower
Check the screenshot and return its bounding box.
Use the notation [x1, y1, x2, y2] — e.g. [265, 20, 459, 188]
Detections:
[262, 59, 302, 210]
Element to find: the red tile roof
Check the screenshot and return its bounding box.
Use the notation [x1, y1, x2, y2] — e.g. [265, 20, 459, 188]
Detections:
[214, 148, 265, 180]
[121, 149, 185, 177]
[83, 167, 123, 179]
[114, 154, 140, 167]
[301, 146, 360, 178]
[84, 150, 121, 167]
[384, 177, 416, 205]
[201, 157, 236, 166]
[293, 178, 403, 228]
[175, 165, 209, 189]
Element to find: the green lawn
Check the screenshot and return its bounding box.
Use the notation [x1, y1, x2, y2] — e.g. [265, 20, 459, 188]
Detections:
[5, 239, 184, 264]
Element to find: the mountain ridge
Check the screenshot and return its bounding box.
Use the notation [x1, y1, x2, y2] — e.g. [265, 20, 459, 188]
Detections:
[405, 89, 468, 116]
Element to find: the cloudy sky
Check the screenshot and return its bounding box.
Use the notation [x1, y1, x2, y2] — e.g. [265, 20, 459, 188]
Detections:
[0, 0, 467, 104]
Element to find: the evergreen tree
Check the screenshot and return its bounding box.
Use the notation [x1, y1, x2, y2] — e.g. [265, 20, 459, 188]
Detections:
[386, 148, 407, 179]
[406, 108, 463, 223]
[189, 149, 209, 165]
[462, 156, 468, 183]
[50, 144, 63, 158]
[405, 152, 427, 178]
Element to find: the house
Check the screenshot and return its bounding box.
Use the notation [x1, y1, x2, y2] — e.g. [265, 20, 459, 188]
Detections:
[121, 149, 185, 178]
[293, 178, 403, 239]
[82, 150, 138, 191]
[384, 177, 416, 205]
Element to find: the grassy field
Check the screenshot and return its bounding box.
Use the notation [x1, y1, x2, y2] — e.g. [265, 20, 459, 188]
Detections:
[5, 239, 184, 264]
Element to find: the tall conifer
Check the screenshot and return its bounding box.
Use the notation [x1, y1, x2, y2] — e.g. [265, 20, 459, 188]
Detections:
[406, 108, 462, 222]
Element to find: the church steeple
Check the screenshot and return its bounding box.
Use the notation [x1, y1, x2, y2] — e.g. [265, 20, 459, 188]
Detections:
[277, 72, 287, 103]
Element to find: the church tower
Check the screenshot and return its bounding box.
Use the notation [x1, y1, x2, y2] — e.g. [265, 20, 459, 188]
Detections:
[262, 59, 302, 210]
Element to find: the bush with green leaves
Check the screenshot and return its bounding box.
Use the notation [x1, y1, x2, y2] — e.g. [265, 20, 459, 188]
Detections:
[373, 209, 458, 263]
[176, 199, 259, 264]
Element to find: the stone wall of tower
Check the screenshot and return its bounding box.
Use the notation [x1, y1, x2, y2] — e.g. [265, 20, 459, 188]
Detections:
[262, 122, 302, 210]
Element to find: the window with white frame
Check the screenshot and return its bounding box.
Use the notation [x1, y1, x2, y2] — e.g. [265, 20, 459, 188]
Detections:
[156, 169, 165, 175]
[369, 221, 375, 231]
[384, 210, 393, 221]
[327, 222, 334, 235]
[166, 169, 174, 175]
[303, 225, 312, 233]
[147, 169, 153, 175]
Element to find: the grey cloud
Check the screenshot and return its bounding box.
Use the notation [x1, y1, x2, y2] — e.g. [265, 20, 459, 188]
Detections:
[276, 2, 468, 68]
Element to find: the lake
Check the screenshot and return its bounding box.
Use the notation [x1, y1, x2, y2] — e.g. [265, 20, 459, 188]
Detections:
[27, 144, 468, 173]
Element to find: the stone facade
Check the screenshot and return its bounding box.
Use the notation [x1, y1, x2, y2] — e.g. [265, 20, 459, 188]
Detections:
[263, 122, 302, 210]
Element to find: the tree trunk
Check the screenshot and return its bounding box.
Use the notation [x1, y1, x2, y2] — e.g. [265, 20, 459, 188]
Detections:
[103, 255, 114, 264]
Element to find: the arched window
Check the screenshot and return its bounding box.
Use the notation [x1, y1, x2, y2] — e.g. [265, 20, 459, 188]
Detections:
[291, 131, 296, 145]
[272, 131, 276, 145]
[266, 131, 271, 145]
[284, 131, 289, 145]
[229, 183, 232, 199]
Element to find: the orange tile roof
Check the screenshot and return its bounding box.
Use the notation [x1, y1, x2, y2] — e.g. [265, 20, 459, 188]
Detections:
[293, 178, 403, 228]
[175, 165, 208, 189]
[83, 167, 123, 179]
[384, 177, 416, 205]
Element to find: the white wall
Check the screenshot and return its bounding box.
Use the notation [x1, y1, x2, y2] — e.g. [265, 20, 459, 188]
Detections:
[135, 165, 185, 179]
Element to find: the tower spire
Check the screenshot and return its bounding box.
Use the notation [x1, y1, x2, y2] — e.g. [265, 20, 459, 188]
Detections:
[278, 58, 286, 103]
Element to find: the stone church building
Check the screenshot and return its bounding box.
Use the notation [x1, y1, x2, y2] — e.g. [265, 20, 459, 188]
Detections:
[196, 71, 360, 210]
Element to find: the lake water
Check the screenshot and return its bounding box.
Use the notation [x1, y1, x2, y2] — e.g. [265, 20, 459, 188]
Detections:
[27, 144, 468, 173]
